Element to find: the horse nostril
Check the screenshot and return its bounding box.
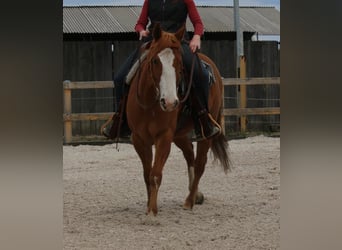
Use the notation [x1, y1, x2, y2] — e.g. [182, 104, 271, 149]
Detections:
[160, 98, 166, 108]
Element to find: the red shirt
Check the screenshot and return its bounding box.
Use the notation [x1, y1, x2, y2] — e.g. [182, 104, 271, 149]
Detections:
[135, 0, 204, 36]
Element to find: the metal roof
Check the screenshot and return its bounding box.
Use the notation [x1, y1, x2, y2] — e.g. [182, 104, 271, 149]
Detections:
[63, 6, 279, 35]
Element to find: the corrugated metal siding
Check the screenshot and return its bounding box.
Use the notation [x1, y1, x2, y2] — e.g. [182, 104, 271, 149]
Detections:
[240, 8, 280, 34]
[63, 6, 279, 35]
[194, 7, 236, 32]
[105, 6, 143, 32]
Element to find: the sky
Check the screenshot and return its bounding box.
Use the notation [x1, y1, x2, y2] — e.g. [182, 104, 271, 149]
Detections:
[63, 0, 280, 10]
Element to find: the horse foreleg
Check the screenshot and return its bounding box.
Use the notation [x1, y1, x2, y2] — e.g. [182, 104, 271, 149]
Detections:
[173, 136, 203, 207]
[131, 134, 153, 212]
[184, 140, 211, 209]
[174, 136, 194, 189]
[148, 137, 172, 216]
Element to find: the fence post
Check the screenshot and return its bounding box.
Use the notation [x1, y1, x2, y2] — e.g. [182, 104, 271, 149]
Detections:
[63, 80, 72, 143]
[239, 56, 247, 133]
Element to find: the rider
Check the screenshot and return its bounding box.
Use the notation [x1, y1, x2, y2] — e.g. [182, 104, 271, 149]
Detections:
[101, 0, 220, 141]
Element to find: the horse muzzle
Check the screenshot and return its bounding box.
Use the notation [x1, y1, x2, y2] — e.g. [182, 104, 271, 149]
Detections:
[160, 98, 179, 112]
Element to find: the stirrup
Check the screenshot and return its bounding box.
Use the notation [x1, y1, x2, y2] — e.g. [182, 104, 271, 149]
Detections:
[101, 114, 131, 140]
[192, 113, 221, 141]
[101, 117, 114, 139]
[192, 126, 220, 142]
[101, 113, 121, 140]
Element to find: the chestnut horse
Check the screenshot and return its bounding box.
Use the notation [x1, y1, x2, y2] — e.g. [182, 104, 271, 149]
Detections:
[126, 23, 230, 215]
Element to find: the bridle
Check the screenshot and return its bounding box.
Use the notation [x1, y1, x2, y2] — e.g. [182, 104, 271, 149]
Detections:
[135, 54, 160, 110]
[135, 43, 196, 110]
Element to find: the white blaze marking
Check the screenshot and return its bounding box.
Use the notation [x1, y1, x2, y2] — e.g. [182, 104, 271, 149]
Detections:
[158, 48, 178, 104]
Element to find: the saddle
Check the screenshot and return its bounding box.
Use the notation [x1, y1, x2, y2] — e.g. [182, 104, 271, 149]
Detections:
[201, 60, 216, 86]
[125, 42, 151, 85]
[178, 58, 215, 99]
[126, 43, 215, 89]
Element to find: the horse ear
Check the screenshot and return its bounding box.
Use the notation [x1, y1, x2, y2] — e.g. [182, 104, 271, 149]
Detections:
[153, 23, 162, 41]
[175, 24, 185, 41]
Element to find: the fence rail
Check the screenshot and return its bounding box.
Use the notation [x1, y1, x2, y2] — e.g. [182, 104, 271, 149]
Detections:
[63, 77, 280, 143]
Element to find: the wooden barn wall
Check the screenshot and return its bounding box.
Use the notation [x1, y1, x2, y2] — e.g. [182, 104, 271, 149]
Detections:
[63, 41, 113, 136]
[244, 41, 280, 132]
[201, 40, 280, 132]
[112, 40, 140, 76]
[63, 39, 279, 136]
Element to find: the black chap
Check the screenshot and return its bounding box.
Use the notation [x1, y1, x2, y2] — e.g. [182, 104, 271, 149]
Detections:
[181, 42, 210, 110]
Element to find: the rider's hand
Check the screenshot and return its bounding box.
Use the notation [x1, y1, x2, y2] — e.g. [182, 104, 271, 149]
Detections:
[139, 30, 150, 40]
[189, 34, 201, 53]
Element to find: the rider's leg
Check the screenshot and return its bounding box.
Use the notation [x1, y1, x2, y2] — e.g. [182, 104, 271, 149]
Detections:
[181, 43, 220, 141]
[102, 38, 153, 140]
[101, 49, 138, 139]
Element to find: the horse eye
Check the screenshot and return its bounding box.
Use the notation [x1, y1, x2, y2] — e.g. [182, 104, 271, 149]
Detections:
[153, 58, 158, 64]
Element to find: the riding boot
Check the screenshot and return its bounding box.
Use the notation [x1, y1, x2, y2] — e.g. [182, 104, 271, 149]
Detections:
[101, 93, 131, 140]
[191, 96, 221, 141]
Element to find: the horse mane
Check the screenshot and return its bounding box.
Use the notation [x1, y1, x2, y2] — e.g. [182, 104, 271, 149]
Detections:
[149, 34, 181, 58]
[148, 23, 184, 60]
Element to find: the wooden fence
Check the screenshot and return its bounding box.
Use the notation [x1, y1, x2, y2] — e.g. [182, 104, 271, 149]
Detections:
[63, 77, 280, 143]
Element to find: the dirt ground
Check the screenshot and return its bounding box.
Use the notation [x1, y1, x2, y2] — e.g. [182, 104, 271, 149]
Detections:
[63, 135, 280, 250]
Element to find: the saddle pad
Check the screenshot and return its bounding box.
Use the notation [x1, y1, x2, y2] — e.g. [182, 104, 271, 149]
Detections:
[125, 50, 149, 85]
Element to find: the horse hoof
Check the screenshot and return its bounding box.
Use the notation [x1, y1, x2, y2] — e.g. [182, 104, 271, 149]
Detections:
[146, 207, 158, 216]
[183, 204, 192, 210]
[183, 199, 193, 210]
[152, 209, 158, 216]
[142, 213, 161, 226]
[195, 192, 204, 204]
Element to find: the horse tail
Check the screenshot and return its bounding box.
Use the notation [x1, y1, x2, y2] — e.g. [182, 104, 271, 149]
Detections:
[211, 111, 231, 174]
[211, 133, 231, 174]
[201, 53, 231, 173]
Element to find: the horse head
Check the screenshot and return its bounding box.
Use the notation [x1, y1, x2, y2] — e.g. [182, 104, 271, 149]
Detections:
[147, 23, 185, 112]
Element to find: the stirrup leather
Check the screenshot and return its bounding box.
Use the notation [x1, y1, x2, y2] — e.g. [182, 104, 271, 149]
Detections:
[199, 113, 221, 140]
